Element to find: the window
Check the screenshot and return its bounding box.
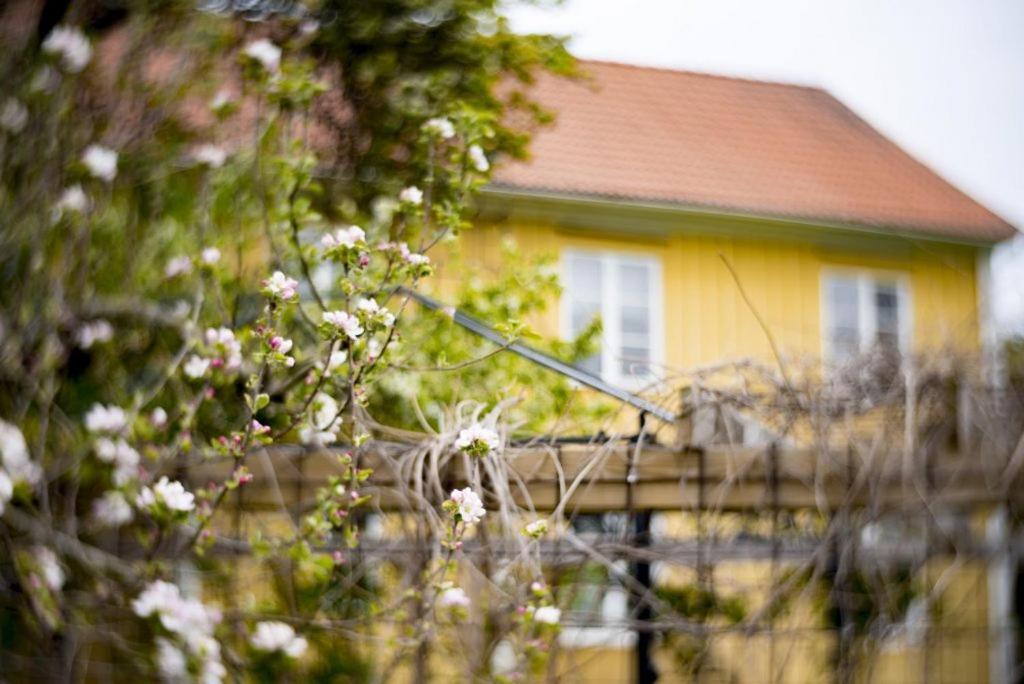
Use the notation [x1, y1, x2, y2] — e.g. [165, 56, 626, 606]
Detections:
[562, 251, 663, 386]
[822, 271, 910, 363]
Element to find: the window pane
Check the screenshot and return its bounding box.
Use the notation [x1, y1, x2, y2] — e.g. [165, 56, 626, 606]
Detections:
[618, 263, 652, 377]
[566, 255, 603, 375]
[874, 283, 900, 350]
[826, 276, 860, 360]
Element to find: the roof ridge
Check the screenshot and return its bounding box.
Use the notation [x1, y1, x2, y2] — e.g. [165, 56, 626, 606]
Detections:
[577, 58, 826, 92]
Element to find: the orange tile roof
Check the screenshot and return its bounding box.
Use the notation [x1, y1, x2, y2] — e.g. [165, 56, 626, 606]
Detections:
[493, 60, 1016, 242]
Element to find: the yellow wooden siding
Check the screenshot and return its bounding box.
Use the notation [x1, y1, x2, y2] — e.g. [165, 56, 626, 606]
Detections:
[439, 219, 983, 370]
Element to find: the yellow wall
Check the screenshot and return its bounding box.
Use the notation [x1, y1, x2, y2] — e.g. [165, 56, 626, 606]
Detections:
[440, 205, 985, 371]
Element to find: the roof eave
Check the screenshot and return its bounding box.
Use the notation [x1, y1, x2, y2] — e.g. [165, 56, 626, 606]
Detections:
[479, 184, 1015, 248]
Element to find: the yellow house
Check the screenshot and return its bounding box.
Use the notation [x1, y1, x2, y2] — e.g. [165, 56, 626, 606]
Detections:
[454, 61, 1015, 377]
[437, 61, 1019, 683]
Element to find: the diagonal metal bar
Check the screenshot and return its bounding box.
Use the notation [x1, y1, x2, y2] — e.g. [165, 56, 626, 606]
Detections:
[397, 286, 676, 423]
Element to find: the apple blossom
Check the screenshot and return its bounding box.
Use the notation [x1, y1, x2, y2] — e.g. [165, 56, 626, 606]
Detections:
[183, 355, 211, 380]
[92, 491, 133, 527]
[454, 423, 500, 457]
[84, 404, 128, 434]
[0, 98, 28, 134]
[0, 420, 41, 486]
[399, 186, 423, 205]
[201, 247, 221, 265]
[533, 606, 561, 625]
[137, 476, 195, 513]
[82, 144, 118, 182]
[42, 25, 92, 73]
[242, 38, 281, 73]
[262, 271, 299, 301]
[75, 319, 113, 349]
[165, 256, 193, 278]
[53, 185, 89, 218]
[468, 144, 489, 172]
[250, 621, 308, 657]
[323, 310, 363, 340]
[449, 487, 485, 525]
[422, 117, 455, 139]
[438, 586, 471, 609]
[524, 519, 549, 539]
[33, 546, 65, 591]
[0, 471, 12, 515]
[321, 225, 365, 250]
[193, 144, 227, 168]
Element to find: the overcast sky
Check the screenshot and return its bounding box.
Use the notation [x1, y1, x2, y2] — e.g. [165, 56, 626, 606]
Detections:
[506, 0, 1024, 334]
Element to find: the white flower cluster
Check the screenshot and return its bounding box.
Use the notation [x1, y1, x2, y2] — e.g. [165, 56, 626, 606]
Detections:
[356, 297, 395, 328]
[85, 403, 128, 434]
[242, 38, 281, 73]
[422, 117, 455, 139]
[204, 327, 243, 372]
[192, 144, 228, 169]
[33, 546, 65, 592]
[299, 393, 340, 446]
[250, 620, 308, 658]
[137, 476, 196, 515]
[0, 420, 42, 513]
[437, 585, 471, 609]
[448, 487, 486, 525]
[262, 271, 299, 301]
[399, 186, 423, 205]
[82, 144, 118, 182]
[0, 98, 28, 134]
[42, 25, 92, 73]
[533, 605, 561, 625]
[94, 437, 140, 485]
[321, 225, 366, 252]
[201, 247, 221, 265]
[92, 490, 133, 527]
[165, 255, 193, 279]
[323, 310, 363, 340]
[454, 423, 500, 458]
[523, 519, 549, 539]
[468, 144, 489, 173]
[132, 580, 225, 682]
[53, 185, 90, 219]
[75, 319, 113, 349]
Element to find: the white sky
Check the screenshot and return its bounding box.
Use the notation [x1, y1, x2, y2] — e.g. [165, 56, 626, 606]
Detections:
[506, 0, 1024, 334]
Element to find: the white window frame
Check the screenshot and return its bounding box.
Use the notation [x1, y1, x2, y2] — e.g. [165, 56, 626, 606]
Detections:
[820, 267, 913, 363]
[560, 249, 665, 389]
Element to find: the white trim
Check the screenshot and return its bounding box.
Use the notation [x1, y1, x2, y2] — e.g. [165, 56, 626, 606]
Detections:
[561, 249, 665, 389]
[820, 267, 913, 363]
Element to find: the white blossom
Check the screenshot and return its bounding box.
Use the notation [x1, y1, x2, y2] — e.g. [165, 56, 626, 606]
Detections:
[534, 606, 561, 625]
[165, 256, 193, 279]
[137, 476, 195, 513]
[422, 117, 455, 139]
[75, 319, 113, 349]
[250, 621, 308, 658]
[82, 144, 118, 182]
[42, 25, 92, 73]
[438, 586, 471, 609]
[151, 407, 169, 428]
[321, 225, 365, 250]
[399, 186, 423, 205]
[155, 637, 188, 680]
[242, 38, 281, 73]
[204, 327, 242, 370]
[357, 298, 395, 327]
[468, 144, 489, 172]
[34, 546, 65, 591]
[454, 423, 500, 457]
[449, 487, 485, 525]
[53, 185, 90, 218]
[0, 98, 28, 134]
[200, 247, 221, 265]
[183, 355, 211, 380]
[262, 271, 299, 301]
[323, 310, 364, 340]
[84, 403, 128, 434]
[92, 491, 133, 527]
[0, 420, 41, 486]
[524, 519, 549, 538]
[193, 144, 227, 168]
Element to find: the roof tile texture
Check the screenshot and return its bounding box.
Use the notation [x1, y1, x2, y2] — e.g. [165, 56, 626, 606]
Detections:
[493, 61, 1015, 242]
